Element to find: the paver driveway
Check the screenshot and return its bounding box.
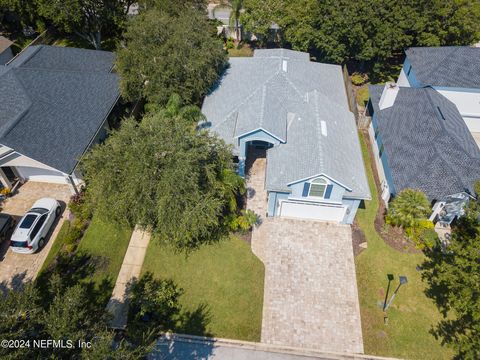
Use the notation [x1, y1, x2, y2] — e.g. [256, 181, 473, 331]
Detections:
[0, 182, 71, 289]
[247, 156, 364, 354]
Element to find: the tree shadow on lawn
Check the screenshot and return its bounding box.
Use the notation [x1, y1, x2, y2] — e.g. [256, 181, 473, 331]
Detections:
[176, 303, 213, 337]
[126, 273, 213, 342]
[35, 251, 114, 307]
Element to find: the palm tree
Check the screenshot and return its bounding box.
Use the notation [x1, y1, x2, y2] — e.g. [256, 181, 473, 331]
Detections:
[387, 189, 431, 229]
[146, 93, 206, 123]
[228, 0, 243, 42]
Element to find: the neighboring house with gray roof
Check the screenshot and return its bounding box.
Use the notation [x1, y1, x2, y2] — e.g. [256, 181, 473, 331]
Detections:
[368, 46, 480, 224]
[397, 46, 480, 137]
[0, 45, 119, 192]
[202, 48, 370, 224]
[368, 82, 480, 224]
[0, 36, 13, 65]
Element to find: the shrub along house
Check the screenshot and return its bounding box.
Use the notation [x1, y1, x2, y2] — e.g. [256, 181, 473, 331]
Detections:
[0, 45, 120, 194]
[202, 49, 370, 223]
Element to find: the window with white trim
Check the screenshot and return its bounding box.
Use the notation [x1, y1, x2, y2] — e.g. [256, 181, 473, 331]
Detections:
[309, 178, 327, 197]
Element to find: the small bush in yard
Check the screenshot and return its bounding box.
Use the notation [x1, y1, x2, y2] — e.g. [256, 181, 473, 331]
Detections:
[226, 37, 235, 49]
[68, 190, 92, 221]
[63, 221, 84, 246]
[351, 72, 368, 86]
[386, 189, 431, 229]
[227, 210, 258, 233]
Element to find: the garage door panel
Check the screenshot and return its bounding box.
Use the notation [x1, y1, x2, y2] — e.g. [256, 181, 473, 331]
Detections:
[279, 201, 346, 222]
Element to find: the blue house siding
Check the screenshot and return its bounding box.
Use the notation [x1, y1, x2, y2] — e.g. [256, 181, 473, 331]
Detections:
[370, 113, 397, 197]
[403, 57, 422, 87]
[341, 198, 361, 224]
[267, 191, 289, 216]
[288, 176, 346, 203]
[267, 177, 364, 223]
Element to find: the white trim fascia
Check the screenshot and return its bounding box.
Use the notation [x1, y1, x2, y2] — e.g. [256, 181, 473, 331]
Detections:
[287, 196, 343, 206]
[235, 127, 286, 144]
[287, 172, 353, 192]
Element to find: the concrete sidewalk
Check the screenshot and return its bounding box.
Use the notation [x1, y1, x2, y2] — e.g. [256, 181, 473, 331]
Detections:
[106, 226, 150, 329]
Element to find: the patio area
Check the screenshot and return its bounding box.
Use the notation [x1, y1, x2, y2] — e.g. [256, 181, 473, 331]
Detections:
[0, 181, 71, 288]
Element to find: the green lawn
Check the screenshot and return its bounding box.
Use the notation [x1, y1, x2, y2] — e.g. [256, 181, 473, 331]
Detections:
[77, 215, 132, 289]
[355, 132, 452, 359]
[142, 236, 264, 341]
[228, 44, 254, 57]
[356, 85, 370, 107]
[39, 220, 72, 273]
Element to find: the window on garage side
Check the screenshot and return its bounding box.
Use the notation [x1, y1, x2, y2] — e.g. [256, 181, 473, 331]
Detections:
[309, 178, 327, 197]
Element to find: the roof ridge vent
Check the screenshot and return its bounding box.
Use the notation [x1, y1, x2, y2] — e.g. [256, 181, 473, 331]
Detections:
[282, 59, 288, 72]
[379, 82, 399, 110]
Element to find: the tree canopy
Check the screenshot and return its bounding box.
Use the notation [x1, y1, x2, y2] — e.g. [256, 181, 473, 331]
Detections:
[0, 277, 151, 359]
[81, 100, 245, 250]
[421, 200, 480, 359]
[35, 0, 133, 50]
[116, 3, 227, 105]
[242, 0, 480, 75]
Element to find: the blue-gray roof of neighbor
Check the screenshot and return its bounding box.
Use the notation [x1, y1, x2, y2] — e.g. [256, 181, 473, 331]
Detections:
[369, 85, 480, 201]
[0, 45, 119, 174]
[405, 46, 480, 88]
[202, 48, 371, 199]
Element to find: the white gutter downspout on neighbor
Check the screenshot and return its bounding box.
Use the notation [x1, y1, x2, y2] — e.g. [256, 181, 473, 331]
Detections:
[67, 174, 80, 196]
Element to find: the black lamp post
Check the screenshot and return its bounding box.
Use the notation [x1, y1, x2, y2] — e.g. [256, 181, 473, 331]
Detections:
[384, 275, 408, 312]
[382, 274, 395, 311]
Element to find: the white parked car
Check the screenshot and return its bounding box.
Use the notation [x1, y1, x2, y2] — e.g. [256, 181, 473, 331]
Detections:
[10, 198, 61, 254]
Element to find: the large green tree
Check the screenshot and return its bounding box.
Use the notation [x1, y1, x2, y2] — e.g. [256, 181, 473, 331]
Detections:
[36, 0, 133, 49]
[0, 278, 150, 359]
[242, 0, 480, 73]
[421, 203, 480, 359]
[81, 102, 244, 250]
[116, 4, 227, 105]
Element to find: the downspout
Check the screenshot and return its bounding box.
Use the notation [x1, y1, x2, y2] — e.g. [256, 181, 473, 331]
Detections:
[68, 174, 80, 196]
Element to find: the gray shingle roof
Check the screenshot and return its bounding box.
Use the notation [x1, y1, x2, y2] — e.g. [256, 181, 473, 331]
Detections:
[202, 49, 370, 199]
[0, 45, 119, 174]
[10, 45, 115, 72]
[369, 85, 480, 201]
[406, 46, 480, 88]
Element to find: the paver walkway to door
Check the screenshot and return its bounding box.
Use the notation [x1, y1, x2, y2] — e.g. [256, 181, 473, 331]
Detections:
[107, 226, 150, 329]
[246, 156, 364, 354]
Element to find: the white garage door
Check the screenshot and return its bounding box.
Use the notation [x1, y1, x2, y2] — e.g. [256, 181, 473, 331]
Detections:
[279, 201, 347, 222]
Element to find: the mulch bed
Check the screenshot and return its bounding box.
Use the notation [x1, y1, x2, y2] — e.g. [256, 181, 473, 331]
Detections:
[361, 130, 421, 254]
[235, 230, 252, 245]
[351, 221, 367, 256]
